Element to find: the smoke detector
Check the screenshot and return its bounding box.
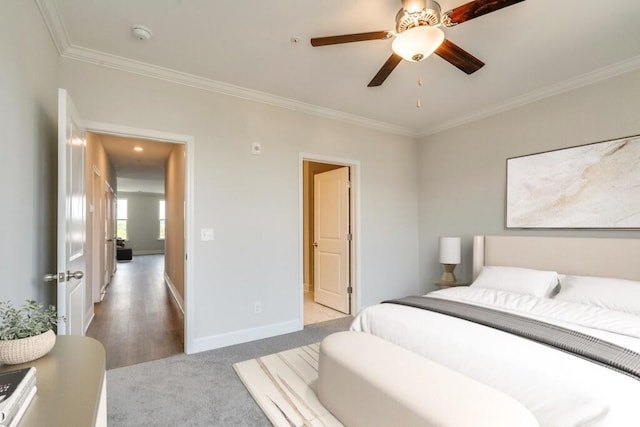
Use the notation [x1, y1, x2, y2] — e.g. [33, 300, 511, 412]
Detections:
[131, 26, 152, 41]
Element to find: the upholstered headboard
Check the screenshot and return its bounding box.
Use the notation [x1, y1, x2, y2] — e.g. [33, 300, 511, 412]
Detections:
[472, 235, 640, 281]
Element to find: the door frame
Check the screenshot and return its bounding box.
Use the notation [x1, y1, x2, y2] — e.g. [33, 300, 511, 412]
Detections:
[91, 165, 103, 303]
[84, 120, 196, 354]
[104, 182, 115, 286]
[299, 153, 361, 326]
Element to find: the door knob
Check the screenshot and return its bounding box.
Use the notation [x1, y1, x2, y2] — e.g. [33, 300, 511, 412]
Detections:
[66, 270, 84, 281]
[313, 242, 318, 247]
[43, 272, 64, 282]
[43, 271, 84, 282]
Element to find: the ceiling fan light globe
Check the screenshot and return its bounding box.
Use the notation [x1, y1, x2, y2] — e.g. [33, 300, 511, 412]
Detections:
[392, 26, 444, 62]
[402, 0, 427, 13]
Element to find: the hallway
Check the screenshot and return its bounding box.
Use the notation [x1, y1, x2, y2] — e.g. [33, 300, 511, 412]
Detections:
[86, 255, 184, 370]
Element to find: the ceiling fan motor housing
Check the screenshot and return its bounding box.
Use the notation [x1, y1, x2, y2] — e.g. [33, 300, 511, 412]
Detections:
[396, 0, 441, 33]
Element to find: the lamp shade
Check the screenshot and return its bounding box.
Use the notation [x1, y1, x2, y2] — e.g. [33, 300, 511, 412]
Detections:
[439, 237, 461, 264]
[392, 26, 444, 62]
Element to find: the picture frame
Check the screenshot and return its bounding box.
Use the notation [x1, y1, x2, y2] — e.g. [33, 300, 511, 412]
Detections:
[505, 134, 640, 229]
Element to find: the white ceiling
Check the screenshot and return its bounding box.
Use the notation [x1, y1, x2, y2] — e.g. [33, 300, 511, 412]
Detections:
[97, 133, 175, 194]
[41, 0, 640, 136]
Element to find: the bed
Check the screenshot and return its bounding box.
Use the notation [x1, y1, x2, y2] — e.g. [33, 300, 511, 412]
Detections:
[351, 235, 640, 426]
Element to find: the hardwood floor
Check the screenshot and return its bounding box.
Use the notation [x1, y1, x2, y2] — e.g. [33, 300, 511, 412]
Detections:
[86, 254, 184, 370]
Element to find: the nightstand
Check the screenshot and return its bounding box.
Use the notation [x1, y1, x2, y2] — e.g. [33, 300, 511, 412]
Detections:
[434, 280, 470, 289]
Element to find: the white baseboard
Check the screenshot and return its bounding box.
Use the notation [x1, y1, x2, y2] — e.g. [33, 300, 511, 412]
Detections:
[132, 250, 165, 256]
[189, 319, 301, 354]
[164, 273, 185, 315]
[84, 311, 95, 334]
[99, 284, 108, 302]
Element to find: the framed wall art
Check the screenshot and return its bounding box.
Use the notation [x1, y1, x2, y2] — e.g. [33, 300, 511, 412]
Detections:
[506, 134, 640, 229]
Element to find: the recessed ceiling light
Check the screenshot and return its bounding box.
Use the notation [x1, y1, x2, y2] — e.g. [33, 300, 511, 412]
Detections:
[134, 146, 144, 152]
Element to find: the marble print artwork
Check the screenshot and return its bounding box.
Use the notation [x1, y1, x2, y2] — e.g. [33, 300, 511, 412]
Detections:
[507, 136, 640, 228]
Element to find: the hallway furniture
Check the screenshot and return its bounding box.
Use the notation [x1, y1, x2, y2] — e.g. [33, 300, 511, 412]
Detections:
[116, 238, 132, 261]
[117, 246, 133, 261]
[0, 335, 107, 427]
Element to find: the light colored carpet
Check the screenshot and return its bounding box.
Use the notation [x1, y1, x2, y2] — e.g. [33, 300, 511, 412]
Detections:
[233, 343, 343, 427]
[106, 316, 352, 426]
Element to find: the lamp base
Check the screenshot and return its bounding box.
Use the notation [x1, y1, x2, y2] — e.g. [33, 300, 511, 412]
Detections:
[440, 264, 457, 283]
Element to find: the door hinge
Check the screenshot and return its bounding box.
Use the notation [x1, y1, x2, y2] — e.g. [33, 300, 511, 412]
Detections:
[347, 286, 353, 294]
[347, 233, 352, 241]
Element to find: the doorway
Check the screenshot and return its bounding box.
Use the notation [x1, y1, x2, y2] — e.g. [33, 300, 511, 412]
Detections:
[301, 155, 360, 326]
[83, 125, 191, 366]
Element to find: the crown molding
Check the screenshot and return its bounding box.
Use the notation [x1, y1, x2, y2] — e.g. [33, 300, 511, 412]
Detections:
[37, 0, 640, 140]
[35, 0, 70, 54]
[35, 0, 415, 138]
[61, 45, 416, 137]
[419, 54, 640, 137]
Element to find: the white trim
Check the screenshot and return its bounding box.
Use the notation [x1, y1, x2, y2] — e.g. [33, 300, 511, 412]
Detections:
[299, 153, 362, 325]
[420, 55, 640, 136]
[84, 311, 94, 334]
[40, 0, 640, 140]
[99, 282, 107, 301]
[81, 121, 196, 355]
[132, 250, 165, 256]
[35, 0, 413, 138]
[64, 45, 415, 138]
[164, 273, 185, 315]
[91, 166, 102, 303]
[35, 0, 71, 55]
[190, 320, 299, 354]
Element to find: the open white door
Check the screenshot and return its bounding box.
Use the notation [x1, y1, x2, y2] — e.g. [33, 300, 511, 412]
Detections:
[54, 89, 86, 335]
[313, 167, 350, 314]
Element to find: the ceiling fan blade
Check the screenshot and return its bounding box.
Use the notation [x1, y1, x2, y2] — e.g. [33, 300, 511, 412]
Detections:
[435, 39, 484, 74]
[443, 0, 525, 27]
[367, 54, 403, 87]
[311, 31, 391, 47]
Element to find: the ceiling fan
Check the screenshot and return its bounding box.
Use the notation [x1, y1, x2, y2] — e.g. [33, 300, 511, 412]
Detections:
[310, 0, 525, 87]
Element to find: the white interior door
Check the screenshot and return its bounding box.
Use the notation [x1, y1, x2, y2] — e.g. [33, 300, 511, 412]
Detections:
[313, 167, 350, 314]
[56, 89, 86, 335]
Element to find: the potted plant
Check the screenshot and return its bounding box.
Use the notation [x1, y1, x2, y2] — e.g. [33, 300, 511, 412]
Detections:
[0, 300, 57, 365]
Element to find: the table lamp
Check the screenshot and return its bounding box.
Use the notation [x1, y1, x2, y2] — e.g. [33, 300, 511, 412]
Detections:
[439, 237, 461, 283]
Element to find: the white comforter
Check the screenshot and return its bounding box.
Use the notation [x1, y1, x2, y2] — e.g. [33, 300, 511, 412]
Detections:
[351, 287, 640, 427]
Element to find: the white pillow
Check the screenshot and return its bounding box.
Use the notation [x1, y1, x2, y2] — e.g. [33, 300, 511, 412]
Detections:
[471, 266, 559, 298]
[555, 275, 640, 315]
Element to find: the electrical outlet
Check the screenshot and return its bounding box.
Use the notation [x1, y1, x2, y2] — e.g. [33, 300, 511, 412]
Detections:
[254, 301, 262, 314]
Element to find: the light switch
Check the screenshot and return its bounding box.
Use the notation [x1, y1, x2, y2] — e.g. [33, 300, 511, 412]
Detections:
[200, 228, 214, 241]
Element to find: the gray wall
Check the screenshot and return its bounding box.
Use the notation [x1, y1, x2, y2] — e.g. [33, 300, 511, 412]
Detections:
[58, 57, 420, 350]
[0, 2, 59, 305]
[119, 192, 166, 255]
[418, 69, 640, 292]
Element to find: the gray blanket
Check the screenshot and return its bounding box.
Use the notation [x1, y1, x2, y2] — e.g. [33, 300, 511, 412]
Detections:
[383, 296, 640, 381]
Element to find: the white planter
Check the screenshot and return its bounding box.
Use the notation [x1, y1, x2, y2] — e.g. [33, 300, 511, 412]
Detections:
[0, 329, 56, 365]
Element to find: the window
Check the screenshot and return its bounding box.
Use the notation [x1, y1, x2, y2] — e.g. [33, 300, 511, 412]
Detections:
[116, 199, 128, 240]
[159, 200, 166, 239]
